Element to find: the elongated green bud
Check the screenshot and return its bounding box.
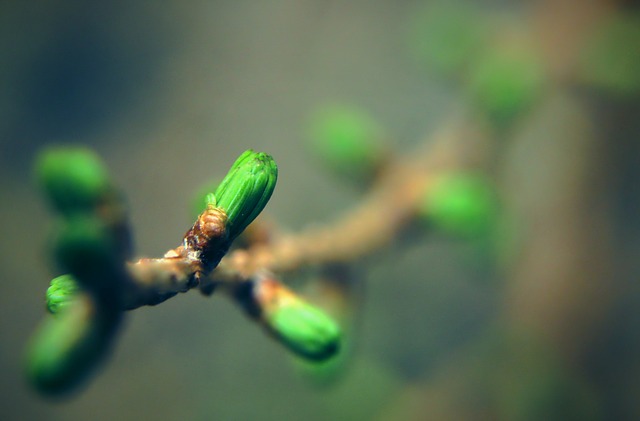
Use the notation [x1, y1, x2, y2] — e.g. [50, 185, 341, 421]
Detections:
[26, 293, 122, 396]
[46, 275, 80, 315]
[253, 278, 341, 361]
[213, 150, 278, 241]
[35, 147, 113, 215]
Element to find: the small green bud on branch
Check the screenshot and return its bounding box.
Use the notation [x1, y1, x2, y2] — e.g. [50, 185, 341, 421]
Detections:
[246, 275, 342, 362]
[213, 150, 278, 241]
[182, 150, 277, 277]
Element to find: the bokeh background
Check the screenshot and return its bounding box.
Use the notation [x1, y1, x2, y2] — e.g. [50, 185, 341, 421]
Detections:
[1, 0, 639, 420]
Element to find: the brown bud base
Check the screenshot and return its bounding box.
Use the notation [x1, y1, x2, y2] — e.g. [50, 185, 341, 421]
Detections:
[182, 206, 230, 284]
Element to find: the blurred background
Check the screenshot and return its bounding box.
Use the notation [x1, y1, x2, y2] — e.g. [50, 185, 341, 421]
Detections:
[1, 0, 639, 419]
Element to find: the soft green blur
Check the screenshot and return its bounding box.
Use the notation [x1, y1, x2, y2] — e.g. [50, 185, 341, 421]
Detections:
[52, 215, 125, 299]
[308, 104, 385, 182]
[420, 173, 497, 237]
[36, 147, 112, 215]
[26, 295, 122, 397]
[466, 47, 546, 125]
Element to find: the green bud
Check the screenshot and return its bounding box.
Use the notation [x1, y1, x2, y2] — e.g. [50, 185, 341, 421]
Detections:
[53, 215, 126, 303]
[308, 105, 385, 181]
[226, 149, 257, 174]
[26, 294, 122, 396]
[35, 147, 112, 215]
[213, 150, 278, 241]
[467, 47, 545, 125]
[421, 173, 497, 237]
[251, 279, 341, 361]
[268, 299, 342, 361]
[46, 274, 80, 315]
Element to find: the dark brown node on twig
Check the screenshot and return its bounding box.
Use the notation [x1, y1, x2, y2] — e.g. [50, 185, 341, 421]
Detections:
[183, 207, 230, 271]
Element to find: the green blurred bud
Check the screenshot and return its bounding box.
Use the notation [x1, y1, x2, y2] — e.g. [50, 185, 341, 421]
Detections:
[213, 150, 278, 241]
[467, 47, 545, 125]
[26, 294, 122, 396]
[46, 274, 80, 315]
[53, 215, 126, 302]
[254, 279, 341, 361]
[35, 147, 112, 215]
[309, 105, 386, 181]
[420, 173, 497, 237]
